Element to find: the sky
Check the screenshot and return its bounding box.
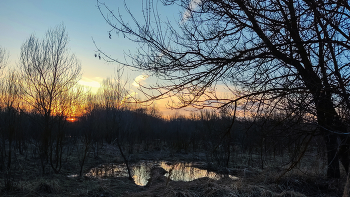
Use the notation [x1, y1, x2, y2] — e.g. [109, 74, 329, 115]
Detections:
[0, 0, 205, 116]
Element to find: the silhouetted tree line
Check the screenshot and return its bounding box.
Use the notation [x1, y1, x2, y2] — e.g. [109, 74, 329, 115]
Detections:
[0, 103, 326, 178]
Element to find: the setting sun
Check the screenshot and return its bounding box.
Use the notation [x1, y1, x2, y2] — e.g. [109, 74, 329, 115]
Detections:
[66, 117, 77, 122]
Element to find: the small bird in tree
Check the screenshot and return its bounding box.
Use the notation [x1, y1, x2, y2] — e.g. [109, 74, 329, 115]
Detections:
[94, 54, 97, 58]
[109, 32, 111, 39]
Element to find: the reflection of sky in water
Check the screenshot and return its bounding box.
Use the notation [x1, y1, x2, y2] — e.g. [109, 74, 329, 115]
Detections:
[160, 162, 221, 181]
[84, 161, 237, 186]
[131, 163, 152, 186]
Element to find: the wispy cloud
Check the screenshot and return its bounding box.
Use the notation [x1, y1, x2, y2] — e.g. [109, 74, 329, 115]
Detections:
[132, 74, 149, 87]
[78, 77, 102, 93]
[182, 0, 202, 22]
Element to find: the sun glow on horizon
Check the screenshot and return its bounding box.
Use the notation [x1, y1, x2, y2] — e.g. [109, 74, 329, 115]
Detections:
[66, 117, 77, 122]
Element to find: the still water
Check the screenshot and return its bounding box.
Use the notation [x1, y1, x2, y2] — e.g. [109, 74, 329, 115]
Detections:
[83, 161, 237, 186]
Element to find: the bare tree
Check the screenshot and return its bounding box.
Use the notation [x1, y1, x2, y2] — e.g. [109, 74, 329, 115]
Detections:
[0, 70, 20, 190]
[98, 67, 133, 180]
[0, 47, 7, 71]
[76, 92, 98, 177]
[78, 111, 94, 177]
[19, 24, 81, 174]
[49, 86, 83, 173]
[96, 0, 350, 178]
[0, 47, 9, 172]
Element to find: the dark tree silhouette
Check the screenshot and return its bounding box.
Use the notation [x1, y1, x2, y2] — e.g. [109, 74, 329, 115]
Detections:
[98, 68, 133, 180]
[0, 47, 9, 172]
[96, 0, 350, 178]
[0, 70, 20, 190]
[19, 24, 82, 174]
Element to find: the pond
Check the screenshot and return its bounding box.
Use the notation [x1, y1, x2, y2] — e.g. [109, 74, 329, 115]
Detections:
[81, 161, 238, 186]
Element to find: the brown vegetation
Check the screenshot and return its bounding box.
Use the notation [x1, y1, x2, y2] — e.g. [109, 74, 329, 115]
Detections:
[0, 140, 347, 197]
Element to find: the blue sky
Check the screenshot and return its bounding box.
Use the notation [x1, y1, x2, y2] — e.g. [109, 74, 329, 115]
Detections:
[0, 0, 141, 87]
[0, 0, 195, 115]
[0, 0, 178, 88]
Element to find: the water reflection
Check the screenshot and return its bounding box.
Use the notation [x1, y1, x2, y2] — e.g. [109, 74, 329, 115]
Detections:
[160, 162, 221, 181]
[132, 162, 152, 186]
[84, 161, 237, 186]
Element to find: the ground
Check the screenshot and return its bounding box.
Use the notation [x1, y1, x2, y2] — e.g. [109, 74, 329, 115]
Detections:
[0, 143, 347, 196]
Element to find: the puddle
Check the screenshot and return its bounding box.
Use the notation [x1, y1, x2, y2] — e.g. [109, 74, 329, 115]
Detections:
[72, 161, 238, 186]
[160, 162, 237, 182]
[67, 174, 79, 178]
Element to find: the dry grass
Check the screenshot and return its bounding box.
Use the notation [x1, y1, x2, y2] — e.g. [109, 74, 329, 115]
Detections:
[127, 176, 309, 197]
[0, 144, 347, 197]
[0, 178, 61, 196]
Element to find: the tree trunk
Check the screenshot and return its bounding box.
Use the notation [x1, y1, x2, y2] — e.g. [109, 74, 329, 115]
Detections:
[312, 85, 341, 178]
[339, 135, 350, 174]
[324, 133, 340, 178]
[116, 138, 133, 181]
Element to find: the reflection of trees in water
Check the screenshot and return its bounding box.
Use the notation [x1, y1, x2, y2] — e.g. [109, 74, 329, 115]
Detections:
[85, 162, 153, 186]
[84, 161, 232, 186]
[131, 162, 152, 186]
[160, 162, 220, 181]
[86, 163, 129, 177]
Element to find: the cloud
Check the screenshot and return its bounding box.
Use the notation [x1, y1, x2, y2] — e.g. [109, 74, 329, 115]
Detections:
[78, 80, 100, 88]
[121, 91, 138, 104]
[182, 0, 202, 22]
[132, 74, 149, 87]
[78, 77, 102, 93]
